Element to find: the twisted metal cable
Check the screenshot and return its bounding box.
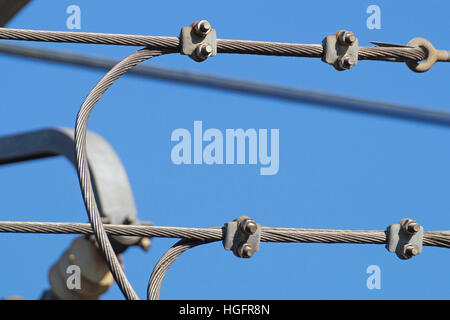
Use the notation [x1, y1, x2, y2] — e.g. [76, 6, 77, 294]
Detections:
[0, 28, 180, 50]
[0, 220, 448, 299]
[0, 221, 448, 248]
[0, 26, 444, 300]
[0, 27, 426, 62]
[74, 47, 176, 300]
[0, 221, 223, 241]
[147, 239, 214, 300]
[146, 227, 450, 300]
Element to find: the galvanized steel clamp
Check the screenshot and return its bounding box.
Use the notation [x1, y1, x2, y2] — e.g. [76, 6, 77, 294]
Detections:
[386, 218, 424, 260]
[322, 30, 358, 71]
[180, 20, 217, 62]
[223, 216, 261, 258]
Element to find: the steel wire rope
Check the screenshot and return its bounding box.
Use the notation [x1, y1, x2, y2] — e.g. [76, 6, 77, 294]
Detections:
[0, 26, 447, 300]
[0, 220, 448, 299]
[0, 221, 448, 248]
[147, 239, 214, 300]
[146, 227, 450, 299]
[74, 47, 177, 300]
[0, 27, 426, 62]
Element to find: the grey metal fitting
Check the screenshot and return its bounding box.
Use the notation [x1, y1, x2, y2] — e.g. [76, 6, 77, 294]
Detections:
[401, 218, 420, 235]
[403, 244, 419, 259]
[322, 30, 359, 71]
[194, 43, 214, 61]
[193, 20, 212, 37]
[223, 216, 261, 259]
[238, 243, 255, 258]
[338, 55, 357, 70]
[338, 31, 356, 45]
[386, 218, 424, 260]
[180, 19, 217, 62]
[239, 218, 258, 235]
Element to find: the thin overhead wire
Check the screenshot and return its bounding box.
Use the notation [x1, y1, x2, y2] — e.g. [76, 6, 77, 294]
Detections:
[1, 43, 450, 127]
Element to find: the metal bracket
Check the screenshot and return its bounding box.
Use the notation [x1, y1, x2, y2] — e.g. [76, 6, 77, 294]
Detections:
[386, 218, 424, 260]
[223, 216, 261, 258]
[322, 30, 358, 71]
[0, 127, 149, 253]
[180, 19, 217, 62]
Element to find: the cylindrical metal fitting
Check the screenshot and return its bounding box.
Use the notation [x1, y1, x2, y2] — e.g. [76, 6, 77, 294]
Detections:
[240, 218, 258, 235]
[193, 20, 211, 37]
[195, 43, 213, 60]
[338, 55, 356, 70]
[401, 219, 420, 234]
[338, 31, 356, 45]
[238, 243, 255, 258]
[403, 244, 419, 259]
[139, 237, 151, 251]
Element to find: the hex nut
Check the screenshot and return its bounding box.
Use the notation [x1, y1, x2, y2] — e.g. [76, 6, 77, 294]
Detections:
[240, 219, 258, 235]
[403, 244, 419, 259]
[193, 20, 211, 37]
[238, 243, 255, 258]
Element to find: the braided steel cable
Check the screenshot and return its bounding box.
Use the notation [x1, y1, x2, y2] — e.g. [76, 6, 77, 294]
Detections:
[75, 48, 177, 300]
[0, 221, 448, 248]
[147, 239, 212, 300]
[0, 28, 180, 50]
[0, 221, 223, 241]
[0, 220, 448, 300]
[0, 25, 447, 300]
[146, 227, 450, 300]
[0, 27, 427, 62]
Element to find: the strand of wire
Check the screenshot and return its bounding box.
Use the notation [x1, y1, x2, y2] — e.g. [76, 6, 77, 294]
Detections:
[10, 25, 426, 300]
[146, 227, 450, 300]
[0, 27, 426, 62]
[147, 239, 211, 300]
[74, 48, 176, 300]
[0, 221, 448, 248]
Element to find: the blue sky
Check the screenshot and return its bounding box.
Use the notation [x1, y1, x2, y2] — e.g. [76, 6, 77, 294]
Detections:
[0, 1, 449, 299]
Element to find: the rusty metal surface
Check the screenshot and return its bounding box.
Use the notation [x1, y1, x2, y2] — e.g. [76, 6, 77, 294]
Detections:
[322, 30, 358, 71]
[386, 218, 424, 260]
[405, 37, 450, 72]
[180, 20, 216, 62]
[223, 216, 261, 258]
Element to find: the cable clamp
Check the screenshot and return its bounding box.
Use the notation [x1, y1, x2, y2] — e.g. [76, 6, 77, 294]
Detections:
[322, 30, 358, 71]
[223, 216, 261, 258]
[386, 218, 424, 260]
[180, 20, 217, 62]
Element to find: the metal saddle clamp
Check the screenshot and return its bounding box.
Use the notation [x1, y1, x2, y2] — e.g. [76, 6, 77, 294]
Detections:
[223, 216, 261, 258]
[180, 19, 217, 62]
[322, 30, 358, 71]
[386, 218, 424, 260]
